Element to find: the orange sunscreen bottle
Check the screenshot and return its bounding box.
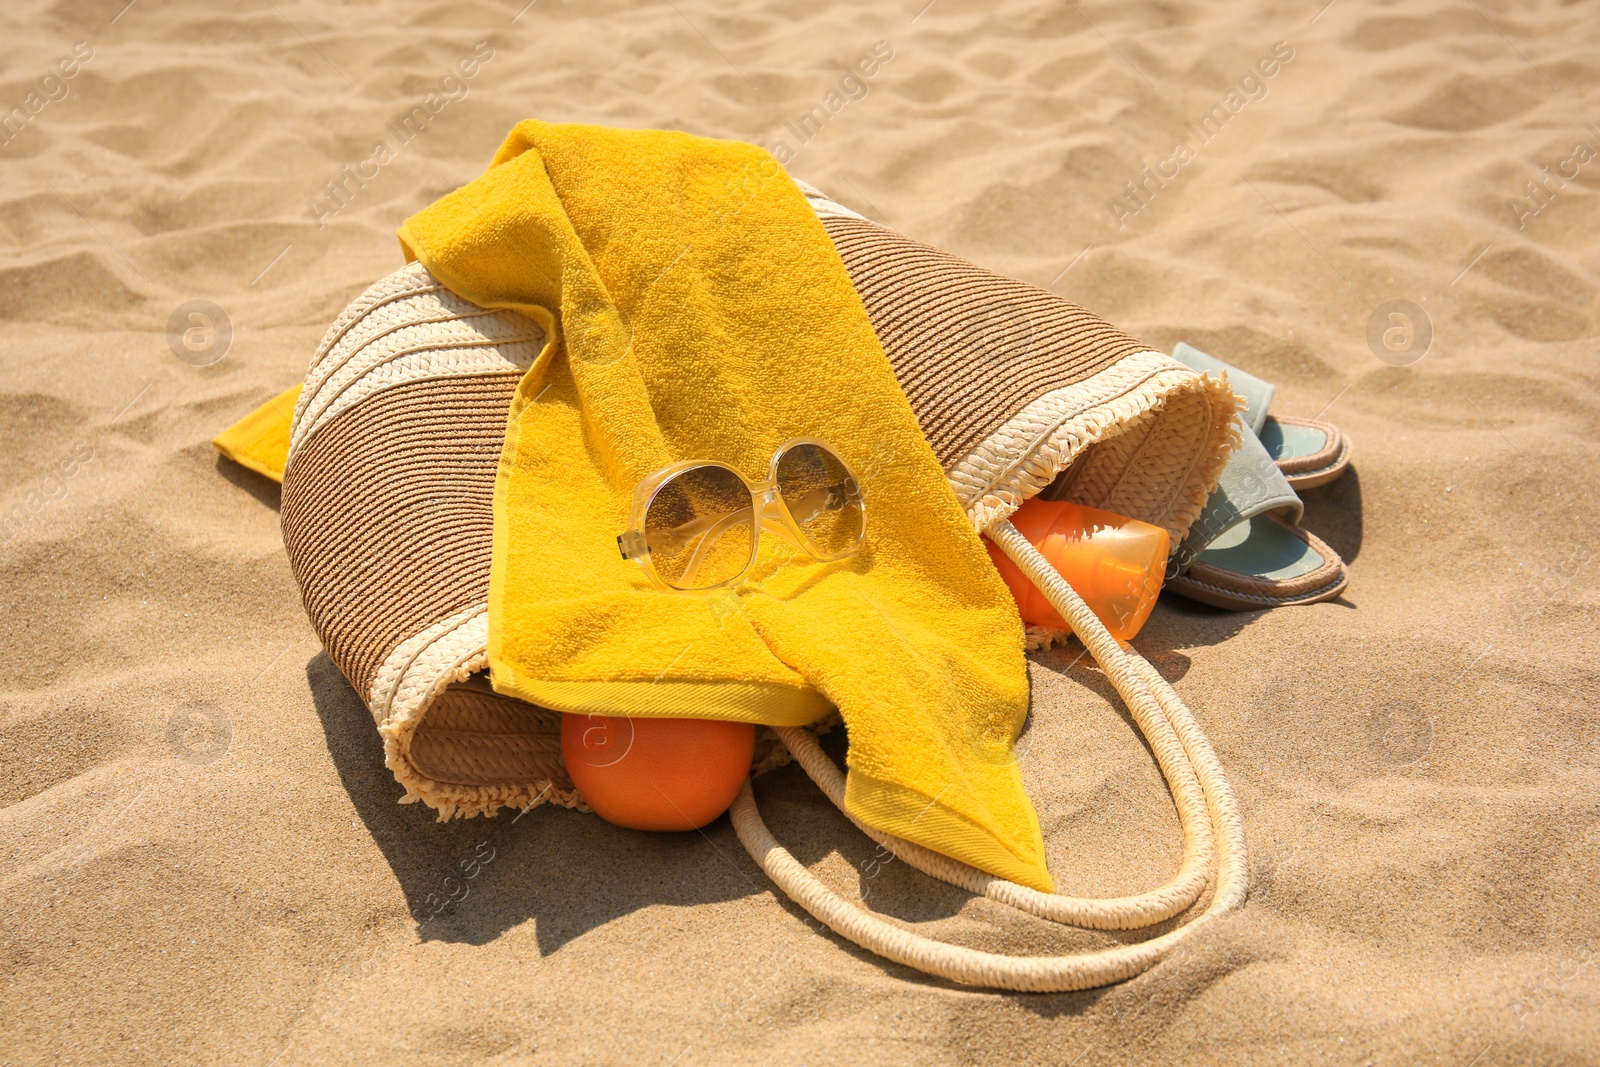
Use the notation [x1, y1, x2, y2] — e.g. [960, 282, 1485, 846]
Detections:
[984, 498, 1170, 642]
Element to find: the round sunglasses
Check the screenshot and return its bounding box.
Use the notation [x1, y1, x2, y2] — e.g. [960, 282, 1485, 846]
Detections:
[617, 438, 866, 591]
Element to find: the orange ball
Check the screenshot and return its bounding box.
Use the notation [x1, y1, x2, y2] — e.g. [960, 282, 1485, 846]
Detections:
[561, 713, 755, 832]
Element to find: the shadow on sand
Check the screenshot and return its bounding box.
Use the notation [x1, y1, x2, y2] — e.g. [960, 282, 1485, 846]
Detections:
[304, 652, 957, 974]
[213, 453, 282, 512]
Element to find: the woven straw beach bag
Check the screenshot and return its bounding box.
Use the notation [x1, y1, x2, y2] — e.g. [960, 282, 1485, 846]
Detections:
[280, 184, 1246, 991]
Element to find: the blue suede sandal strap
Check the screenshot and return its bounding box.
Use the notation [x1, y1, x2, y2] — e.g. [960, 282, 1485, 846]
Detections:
[1172, 342, 1274, 436]
[1170, 403, 1304, 574]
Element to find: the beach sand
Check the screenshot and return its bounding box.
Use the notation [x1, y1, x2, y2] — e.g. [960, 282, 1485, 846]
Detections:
[3, 0, 1598, 1063]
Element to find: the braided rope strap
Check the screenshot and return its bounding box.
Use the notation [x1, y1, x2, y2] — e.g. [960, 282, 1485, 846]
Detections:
[728, 518, 1249, 992]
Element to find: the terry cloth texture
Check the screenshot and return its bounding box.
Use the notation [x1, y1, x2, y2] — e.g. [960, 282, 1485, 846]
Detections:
[270, 130, 1238, 892]
[393, 121, 1053, 891]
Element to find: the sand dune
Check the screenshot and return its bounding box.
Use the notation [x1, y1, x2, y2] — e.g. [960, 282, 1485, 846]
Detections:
[3, 0, 1598, 1063]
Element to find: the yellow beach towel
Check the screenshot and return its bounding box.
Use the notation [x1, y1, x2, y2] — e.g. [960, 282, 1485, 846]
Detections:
[389, 120, 1051, 891]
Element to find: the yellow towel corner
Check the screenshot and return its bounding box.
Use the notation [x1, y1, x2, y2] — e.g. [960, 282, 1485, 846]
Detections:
[212, 384, 301, 484]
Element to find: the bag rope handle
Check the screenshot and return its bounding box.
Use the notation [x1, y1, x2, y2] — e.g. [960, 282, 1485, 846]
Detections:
[728, 517, 1249, 992]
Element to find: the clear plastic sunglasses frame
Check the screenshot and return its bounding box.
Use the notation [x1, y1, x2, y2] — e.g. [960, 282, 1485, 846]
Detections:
[617, 437, 866, 592]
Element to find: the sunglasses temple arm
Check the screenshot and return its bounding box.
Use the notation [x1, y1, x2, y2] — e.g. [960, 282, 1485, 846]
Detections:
[679, 505, 758, 587]
[651, 502, 755, 556]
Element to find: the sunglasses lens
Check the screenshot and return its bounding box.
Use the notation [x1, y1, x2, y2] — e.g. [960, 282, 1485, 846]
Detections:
[775, 443, 864, 561]
[644, 464, 755, 590]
